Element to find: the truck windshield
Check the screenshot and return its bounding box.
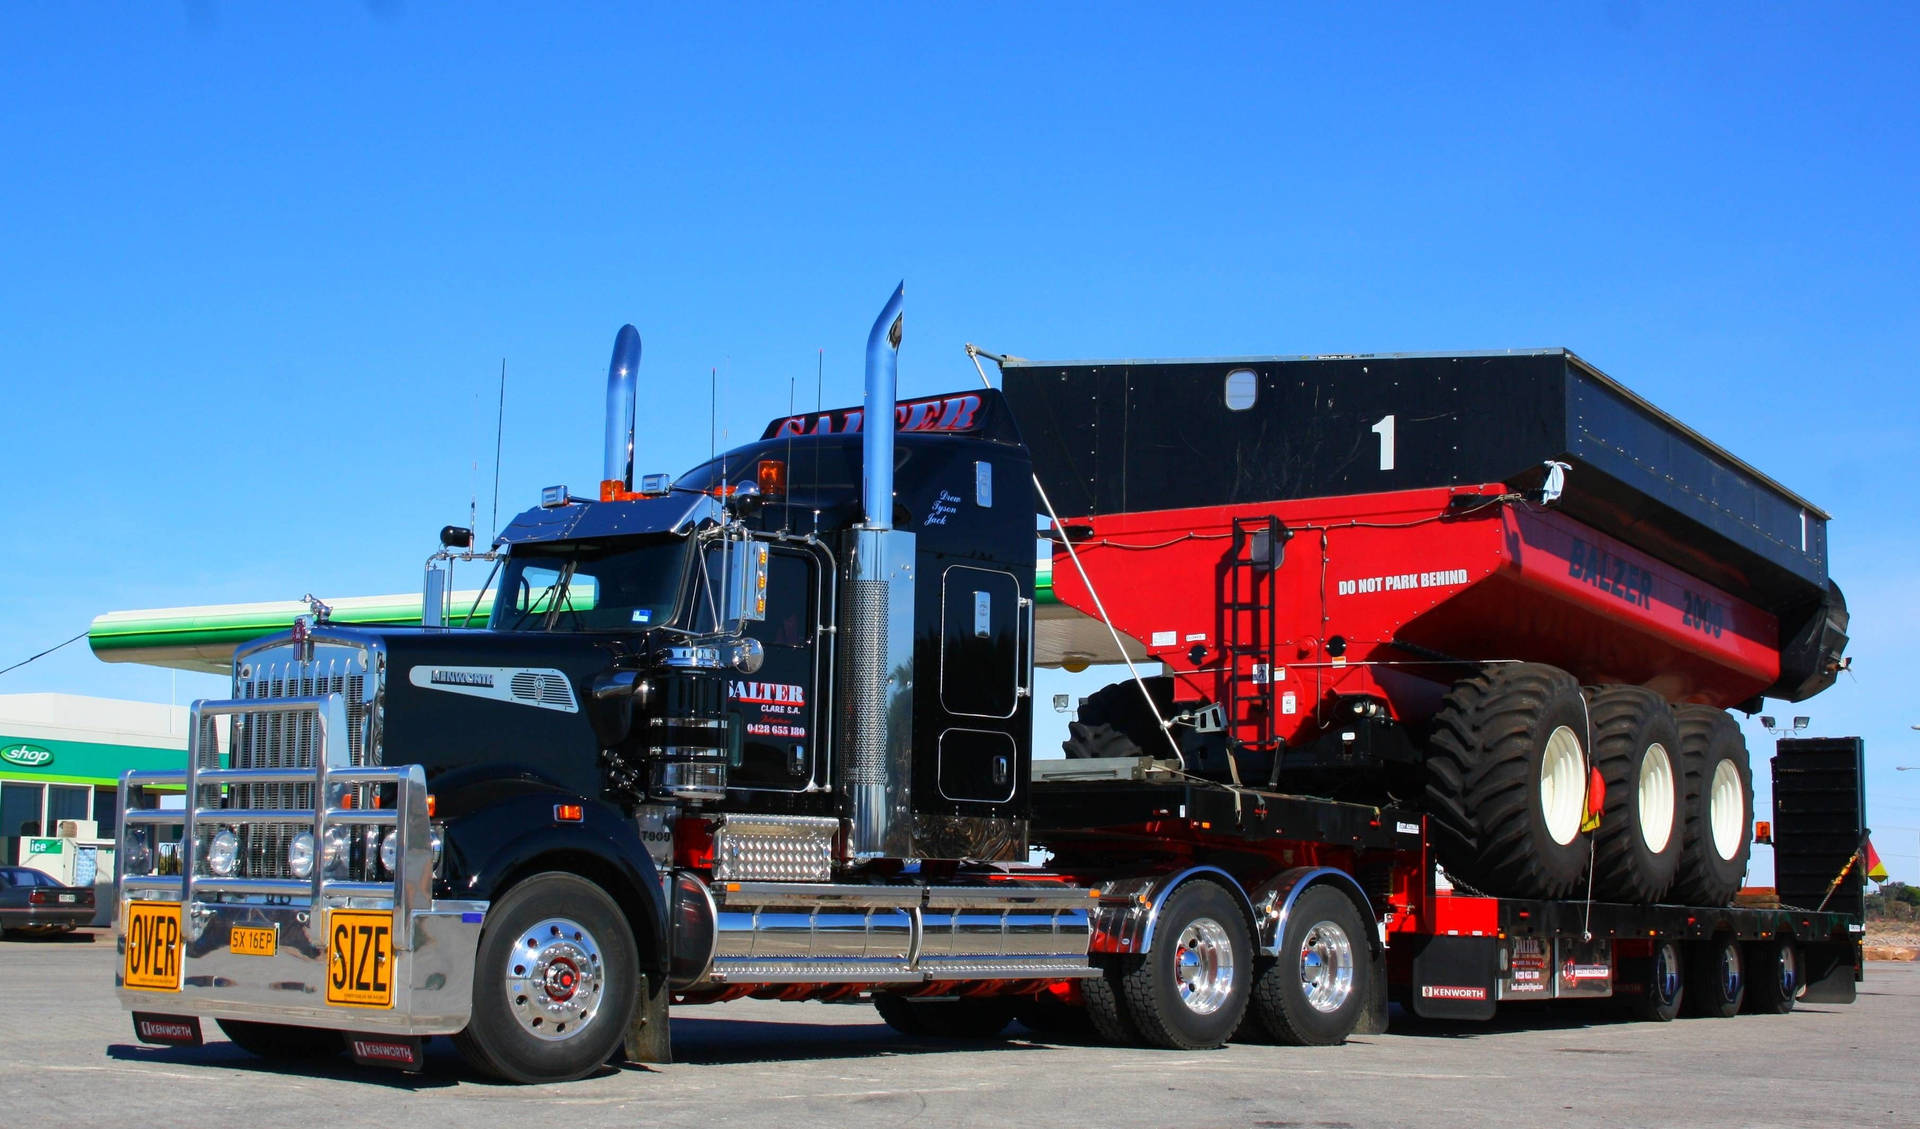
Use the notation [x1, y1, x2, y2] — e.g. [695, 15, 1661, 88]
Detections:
[490, 538, 691, 633]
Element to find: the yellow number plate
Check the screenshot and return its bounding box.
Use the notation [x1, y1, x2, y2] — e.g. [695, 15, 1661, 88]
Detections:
[231, 924, 278, 957]
[123, 901, 183, 991]
[326, 909, 396, 1009]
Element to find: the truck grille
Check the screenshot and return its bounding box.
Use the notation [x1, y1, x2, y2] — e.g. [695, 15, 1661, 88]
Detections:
[218, 640, 383, 880]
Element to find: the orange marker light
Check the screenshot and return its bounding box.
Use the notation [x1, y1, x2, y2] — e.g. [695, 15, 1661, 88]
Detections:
[426, 794, 437, 818]
[554, 804, 584, 823]
[757, 458, 788, 500]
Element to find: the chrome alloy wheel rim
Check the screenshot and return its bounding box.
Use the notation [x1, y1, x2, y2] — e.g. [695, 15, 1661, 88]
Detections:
[1298, 919, 1355, 1013]
[1172, 916, 1237, 1015]
[505, 917, 606, 1041]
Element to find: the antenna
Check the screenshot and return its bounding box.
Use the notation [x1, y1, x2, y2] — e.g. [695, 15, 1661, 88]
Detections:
[710, 366, 717, 462]
[782, 374, 795, 536]
[813, 348, 824, 532]
[490, 358, 506, 541]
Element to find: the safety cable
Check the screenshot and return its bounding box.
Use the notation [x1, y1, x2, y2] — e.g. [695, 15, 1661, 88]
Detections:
[0, 629, 88, 677]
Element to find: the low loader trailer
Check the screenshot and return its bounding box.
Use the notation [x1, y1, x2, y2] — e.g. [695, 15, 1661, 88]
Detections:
[111, 291, 1863, 1080]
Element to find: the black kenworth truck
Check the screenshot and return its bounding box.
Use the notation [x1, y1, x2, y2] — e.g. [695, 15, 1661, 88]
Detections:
[115, 288, 1864, 1082]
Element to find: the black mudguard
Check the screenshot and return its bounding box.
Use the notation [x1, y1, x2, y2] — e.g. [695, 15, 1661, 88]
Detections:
[432, 765, 669, 982]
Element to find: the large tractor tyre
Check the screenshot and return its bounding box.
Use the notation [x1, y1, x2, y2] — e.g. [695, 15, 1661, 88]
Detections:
[452, 872, 639, 1084]
[1685, 934, 1746, 1018]
[1669, 706, 1754, 906]
[1583, 686, 1683, 903]
[1081, 960, 1143, 1045]
[1249, 886, 1371, 1046]
[1117, 881, 1253, 1050]
[216, 1018, 344, 1059]
[1743, 937, 1801, 1015]
[872, 994, 1015, 1039]
[1062, 677, 1177, 760]
[1424, 663, 1592, 900]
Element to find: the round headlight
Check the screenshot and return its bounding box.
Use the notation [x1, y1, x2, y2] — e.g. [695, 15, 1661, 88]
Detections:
[207, 829, 239, 877]
[321, 825, 351, 875]
[378, 828, 399, 875]
[287, 831, 315, 879]
[124, 829, 154, 876]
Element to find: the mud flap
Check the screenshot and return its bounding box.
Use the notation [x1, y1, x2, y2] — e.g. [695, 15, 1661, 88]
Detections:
[1799, 941, 1859, 1004]
[1409, 934, 1498, 1020]
[132, 1013, 202, 1046]
[1352, 943, 1392, 1034]
[347, 1034, 425, 1072]
[624, 972, 673, 1064]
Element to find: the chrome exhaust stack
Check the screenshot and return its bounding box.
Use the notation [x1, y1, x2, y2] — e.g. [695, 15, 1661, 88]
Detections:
[841, 283, 916, 860]
[601, 324, 642, 500]
[861, 285, 905, 530]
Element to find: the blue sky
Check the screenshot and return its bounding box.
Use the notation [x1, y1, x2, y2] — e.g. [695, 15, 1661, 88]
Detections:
[3, 4, 1916, 881]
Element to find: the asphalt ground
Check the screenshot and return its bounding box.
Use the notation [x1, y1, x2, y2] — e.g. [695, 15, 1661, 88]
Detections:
[6, 930, 1913, 1129]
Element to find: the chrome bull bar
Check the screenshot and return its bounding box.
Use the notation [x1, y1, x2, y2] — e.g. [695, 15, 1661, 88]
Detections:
[115, 694, 483, 1034]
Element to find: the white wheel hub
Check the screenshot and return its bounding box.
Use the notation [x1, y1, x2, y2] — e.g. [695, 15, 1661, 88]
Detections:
[1638, 742, 1676, 854]
[1539, 725, 1587, 846]
[1709, 758, 1745, 861]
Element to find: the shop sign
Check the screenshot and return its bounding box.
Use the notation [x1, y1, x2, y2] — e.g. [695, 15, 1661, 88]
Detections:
[1, 743, 54, 768]
[27, 838, 65, 856]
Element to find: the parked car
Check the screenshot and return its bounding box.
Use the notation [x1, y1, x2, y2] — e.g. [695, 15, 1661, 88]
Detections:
[0, 866, 95, 937]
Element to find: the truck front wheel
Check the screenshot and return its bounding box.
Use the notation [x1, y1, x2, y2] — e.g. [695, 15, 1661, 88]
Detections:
[453, 871, 639, 1083]
[1249, 886, 1369, 1045]
[1117, 881, 1251, 1050]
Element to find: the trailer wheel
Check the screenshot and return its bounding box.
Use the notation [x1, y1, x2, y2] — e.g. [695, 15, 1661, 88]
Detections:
[1118, 881, 1252, 1049]
[1625, 939, 1686, 1022]
[1669, 707, 1753, 906]
[1584, 686, 1682, 903]
[453, 871, 638, 1083]
[1061, 677, 1177, 759]
[871, 994, 1015, 1039]
[1425, 663, 1591, 899]
[1684, 934, 1746, 1018]
[215, 1018, 344, 1059]
[1744, 937, 1800, 1015]
[1250, 885, 1370, 1046]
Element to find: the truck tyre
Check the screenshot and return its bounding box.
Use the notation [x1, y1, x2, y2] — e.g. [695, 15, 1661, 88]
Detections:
[1249, 885, 1370, 1046]
[453, 871, 639, 1083]
[1081, 960, 1143, 1045]
[871, 994, 1014, 1039]
[1584, 686, 1682, 903]
[1425, 663, 1591, 899]
[215, 1018, 343, 1059]
[1744, 937, 1800, 1014]
[1118, 881, 1251, 1050]
[1062, 677, 1177, 760]
[1669, 706, 1753, 906]
[1684, 934, 1746, 1018]
[1626, 939, 1686, 1022]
